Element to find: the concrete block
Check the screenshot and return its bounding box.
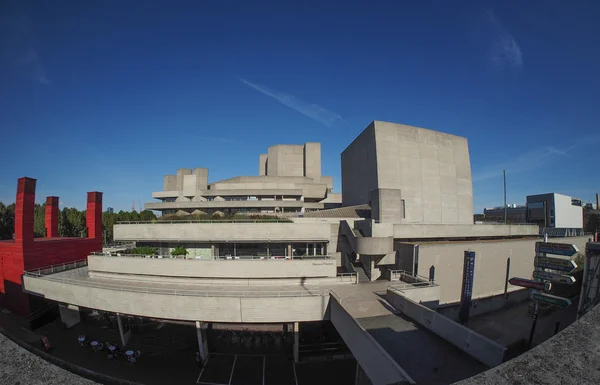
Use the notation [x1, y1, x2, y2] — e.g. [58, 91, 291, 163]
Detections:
[59, 303, 81, 328]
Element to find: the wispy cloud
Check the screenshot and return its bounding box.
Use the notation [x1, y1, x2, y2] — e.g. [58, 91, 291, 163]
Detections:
[237, 76, 344, 127]
[486, 10, 523, 70]
[1, 1, 49, 84]
[197, 136, 243, 145]
[473, 145, 571, 182]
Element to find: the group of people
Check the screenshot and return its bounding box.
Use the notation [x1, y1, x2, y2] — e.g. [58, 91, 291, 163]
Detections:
[77, 335, 141, 364]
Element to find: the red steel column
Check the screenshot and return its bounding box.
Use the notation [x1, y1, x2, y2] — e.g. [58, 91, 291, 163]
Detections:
[86, 192, 103, 240]
[45, 196, 60, 238]
[14, 177, 36, 245]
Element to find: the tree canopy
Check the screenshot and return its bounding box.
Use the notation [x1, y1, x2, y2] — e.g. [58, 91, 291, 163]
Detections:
[0, 201, 156, 243]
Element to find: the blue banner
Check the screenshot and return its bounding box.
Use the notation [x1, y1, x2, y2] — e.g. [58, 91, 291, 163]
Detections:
[459, 251, 476, 324]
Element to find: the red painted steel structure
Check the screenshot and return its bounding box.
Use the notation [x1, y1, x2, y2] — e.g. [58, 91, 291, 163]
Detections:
[0, 177, 103, 316]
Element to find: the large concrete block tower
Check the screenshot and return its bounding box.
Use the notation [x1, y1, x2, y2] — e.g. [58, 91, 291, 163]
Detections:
[341, 121, 474, 224]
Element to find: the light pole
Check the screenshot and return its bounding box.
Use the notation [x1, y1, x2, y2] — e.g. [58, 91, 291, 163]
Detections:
[503, 170, 507, 224]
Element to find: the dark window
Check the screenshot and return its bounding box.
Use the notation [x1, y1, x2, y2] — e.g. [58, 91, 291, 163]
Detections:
[571, 199, 582, 207]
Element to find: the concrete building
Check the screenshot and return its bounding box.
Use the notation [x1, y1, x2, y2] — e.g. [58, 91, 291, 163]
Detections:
[481, 205, 527, 224]
[148, 142, 341, 216]
[526, 193, 584, 236]
[342, 120, 474, 224]
[18, 120, 590, 385]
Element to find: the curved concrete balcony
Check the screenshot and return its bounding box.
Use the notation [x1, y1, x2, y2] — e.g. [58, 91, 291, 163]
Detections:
[113, 221, 333, 242]
[87, 255, 338, 279]
[23, 267, 332, 323]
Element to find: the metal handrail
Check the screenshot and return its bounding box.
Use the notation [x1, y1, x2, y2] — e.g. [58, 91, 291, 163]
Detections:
[23, 271, 329, 298]
[116, 219, 292, 224]
[388, 269, 432, 283]
[90, 252, 334, 260]
[26, 260, 88, 276]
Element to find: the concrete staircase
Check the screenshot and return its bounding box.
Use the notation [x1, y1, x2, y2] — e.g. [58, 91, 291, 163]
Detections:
[350, 256, 370, 283]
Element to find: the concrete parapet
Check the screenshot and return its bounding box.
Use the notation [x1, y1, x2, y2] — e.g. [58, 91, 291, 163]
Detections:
[386, 289, 506, 367]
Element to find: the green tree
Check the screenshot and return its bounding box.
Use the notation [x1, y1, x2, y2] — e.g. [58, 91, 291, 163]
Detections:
[0, 202, 15, 240]
[33, 203, 46, 238]
[171, 246, 188, 257]
[139, 210, 157, 221]
[585, 213, 600, 233]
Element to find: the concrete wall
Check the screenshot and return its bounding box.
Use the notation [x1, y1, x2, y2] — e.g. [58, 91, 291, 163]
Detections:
[370, 188, 403, 223]
[372, 121, 473, 225]
[329, 294, 414, 385]
[304, 142, 321, 179]
[259, 154, 268, 176]
[24, 276, 329, 323]
[114, 222, 333, 242]
[554, 193, 583, 228]
[176, 168, 192, 191]
[164, 175, 176, 191]
[370, 222, 538, 238]
[413, 236, 589, 305]
[341, 122, 378, 207]
[88, 272, 356, 286]
[88, 255, 337, 278]
[267, 145, 305, 177]
[386, 290, 506, 367]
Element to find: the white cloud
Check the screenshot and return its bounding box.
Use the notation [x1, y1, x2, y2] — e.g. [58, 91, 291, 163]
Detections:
[237, 77, 344, 127]
[487, 10, 523, 70]
[472, 145, 570, 182]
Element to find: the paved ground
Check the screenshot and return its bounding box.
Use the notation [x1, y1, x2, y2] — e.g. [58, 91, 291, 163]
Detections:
[455, 302, 600, 385]
[0, 330, 97, 385]
[1, 305, 358, 385]
[330, 282, 488, 385]
[466, 298, 578, 354]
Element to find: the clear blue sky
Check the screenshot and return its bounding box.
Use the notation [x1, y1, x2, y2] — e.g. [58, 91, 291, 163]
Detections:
[1, 0, 599, 213]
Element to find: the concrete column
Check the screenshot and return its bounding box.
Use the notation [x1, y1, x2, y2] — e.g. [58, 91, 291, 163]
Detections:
[116, 313, 131, 346]
[59, 304, 81, 328]
[287, 244, 292, 257]
[196, 321, 208, 361]
[211, 244, 216, 257]
[293, 322, 300, 363]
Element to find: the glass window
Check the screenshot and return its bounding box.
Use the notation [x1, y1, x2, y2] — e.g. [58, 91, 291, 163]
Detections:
[528, 202, 544, 209]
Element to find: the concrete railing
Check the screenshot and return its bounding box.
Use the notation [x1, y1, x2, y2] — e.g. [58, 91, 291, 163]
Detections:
[337, 272, 358, 284]
[329, 292, 414, 385]
[386, 289, 506, 367]
[23, 275, 330, 322]
[23, 272, 328, 298]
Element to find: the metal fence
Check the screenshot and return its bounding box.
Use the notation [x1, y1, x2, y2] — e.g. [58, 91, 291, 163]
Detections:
[116, 219, 292, 224]
[91, 252, 333, 261]
[25, 260, 88, 277]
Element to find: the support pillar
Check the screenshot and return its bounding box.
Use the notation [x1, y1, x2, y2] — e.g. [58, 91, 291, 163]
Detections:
[287, 244, 292, 257]
[58, 304, 81, 328]
[45, 196, 59, 238]
[196, 321, 208, 362]
[293, 322, 299, 363]
[116, 313, 131, 346]
[211, 244, 216, 258]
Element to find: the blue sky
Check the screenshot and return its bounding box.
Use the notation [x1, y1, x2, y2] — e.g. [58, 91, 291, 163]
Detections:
[1, 0, 599, 213]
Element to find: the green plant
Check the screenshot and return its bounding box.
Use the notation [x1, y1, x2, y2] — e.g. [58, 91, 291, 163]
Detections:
[130, 246, 158, 255]
[171, 246, 188, 256]
[573, 252, 585, 272]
